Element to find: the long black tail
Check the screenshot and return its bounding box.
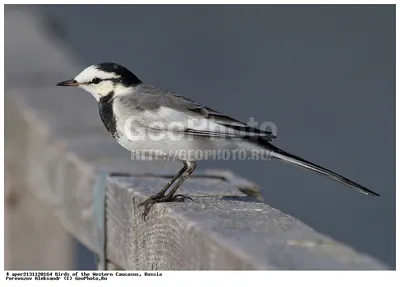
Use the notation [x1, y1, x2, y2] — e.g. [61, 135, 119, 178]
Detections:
[259, 140, 380, 196]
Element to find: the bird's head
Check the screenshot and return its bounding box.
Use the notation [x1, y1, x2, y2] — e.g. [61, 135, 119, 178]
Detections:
[56, 62, 142, 101]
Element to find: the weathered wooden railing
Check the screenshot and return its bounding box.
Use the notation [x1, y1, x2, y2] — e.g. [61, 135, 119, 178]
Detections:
[4, 7, 388, 270]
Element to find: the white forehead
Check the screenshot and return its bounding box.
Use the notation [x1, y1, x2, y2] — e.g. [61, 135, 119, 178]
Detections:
[74, 65, 120, 83]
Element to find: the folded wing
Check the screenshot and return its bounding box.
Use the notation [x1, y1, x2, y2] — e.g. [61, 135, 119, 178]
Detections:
[125, 85, 276, 141]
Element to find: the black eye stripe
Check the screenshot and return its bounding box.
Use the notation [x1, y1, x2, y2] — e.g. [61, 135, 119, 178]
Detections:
[88, 77, 121, 85]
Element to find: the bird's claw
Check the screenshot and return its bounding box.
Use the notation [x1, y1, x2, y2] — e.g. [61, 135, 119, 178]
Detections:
[138, 193, 194, 221]
[171, 194, 194, 202]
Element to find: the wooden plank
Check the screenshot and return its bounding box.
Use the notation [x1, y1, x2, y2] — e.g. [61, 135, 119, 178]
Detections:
[4, 7, 389, 270]
[4, 96, 76, 269]
[4, 156, 74, 270]
[105, 176, 390, 270]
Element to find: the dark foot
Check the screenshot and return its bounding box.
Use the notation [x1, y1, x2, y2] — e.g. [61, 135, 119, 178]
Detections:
[138, 193, 194, 222]
[171, 194, 194, 202]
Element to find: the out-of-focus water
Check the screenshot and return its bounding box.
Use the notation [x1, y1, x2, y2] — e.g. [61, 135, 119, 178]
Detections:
[37, 5, 395, 268]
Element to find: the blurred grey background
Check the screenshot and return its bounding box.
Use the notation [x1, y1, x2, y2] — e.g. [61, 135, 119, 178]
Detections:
[10, 5, 395, 268]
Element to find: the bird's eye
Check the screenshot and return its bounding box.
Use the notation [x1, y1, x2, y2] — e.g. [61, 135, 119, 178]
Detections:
[91, 77, 101, 84]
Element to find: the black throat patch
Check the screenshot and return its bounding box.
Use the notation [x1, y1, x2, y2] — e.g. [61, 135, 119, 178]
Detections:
[98, 91, 119, 139]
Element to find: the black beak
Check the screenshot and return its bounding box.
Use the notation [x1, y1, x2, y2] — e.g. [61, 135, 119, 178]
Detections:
[56, 79, 79, 86]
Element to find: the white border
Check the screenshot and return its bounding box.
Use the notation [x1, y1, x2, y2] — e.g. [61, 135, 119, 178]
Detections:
[1, 1, 5, 277]
[0, 1, 399, 4]
[0, 2, 397, 285]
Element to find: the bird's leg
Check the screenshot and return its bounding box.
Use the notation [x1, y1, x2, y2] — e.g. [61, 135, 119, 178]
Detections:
[138, 161, 196, 221]
[163, 161, 196, 201]
[137, 164, 187, 209]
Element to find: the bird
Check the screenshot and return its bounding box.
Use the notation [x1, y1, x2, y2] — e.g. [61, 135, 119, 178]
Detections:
[57, 62, 380, 220]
